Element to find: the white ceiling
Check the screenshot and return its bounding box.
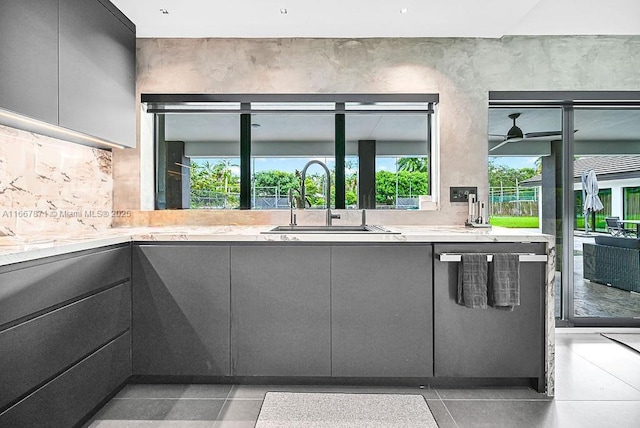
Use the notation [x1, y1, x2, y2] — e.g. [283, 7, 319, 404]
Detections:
[488, 108, 640, 156]
[110, 0, 640, 39]
[489, 108, 640, 143]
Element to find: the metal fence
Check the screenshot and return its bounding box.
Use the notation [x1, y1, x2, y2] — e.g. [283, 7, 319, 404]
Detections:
[489, 186, 539, 216]
[190, 189, 240, 209]
[251, 186, 290, 209]
[376, 197, 420, 210]
[191, 188, 420, 210]
[252, 197, 290, 210]
[192, 186, 536, 214]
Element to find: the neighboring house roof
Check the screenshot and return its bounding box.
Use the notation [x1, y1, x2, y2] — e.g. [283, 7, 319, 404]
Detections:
[521, 156, 640, 187]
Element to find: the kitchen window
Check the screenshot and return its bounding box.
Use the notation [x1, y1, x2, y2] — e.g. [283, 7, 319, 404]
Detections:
[145, 94, 438, 210]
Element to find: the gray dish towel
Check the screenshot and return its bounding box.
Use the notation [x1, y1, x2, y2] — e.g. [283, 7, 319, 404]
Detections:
[489, 253, 521, 310]
[457, 253, 488, 309]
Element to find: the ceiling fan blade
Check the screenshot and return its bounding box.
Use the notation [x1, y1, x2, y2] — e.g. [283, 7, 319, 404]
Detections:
[524, 129, 578, 138]
[489, 140, 509, 152]
[524, 130, 561, 138]
[489, 140, 510, 152]
[489, 137, 522, 152]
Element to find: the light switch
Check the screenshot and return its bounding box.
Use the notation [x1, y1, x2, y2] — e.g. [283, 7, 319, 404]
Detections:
[450, 187, 477, 203]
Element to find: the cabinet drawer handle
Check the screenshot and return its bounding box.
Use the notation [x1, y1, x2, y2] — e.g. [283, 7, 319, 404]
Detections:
[438, 253, 547, 262]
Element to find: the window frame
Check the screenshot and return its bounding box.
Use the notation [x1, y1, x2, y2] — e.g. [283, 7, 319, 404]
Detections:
[145, 93, 439, 210]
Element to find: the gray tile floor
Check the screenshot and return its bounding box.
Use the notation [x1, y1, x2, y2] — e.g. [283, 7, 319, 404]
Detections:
[86, 331, 640, 428]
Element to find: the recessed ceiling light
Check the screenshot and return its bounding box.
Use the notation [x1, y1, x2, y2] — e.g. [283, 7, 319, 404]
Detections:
[160, 8, 169, 15]
[400, 8, 408, 14]
[280, 8, 288, 15]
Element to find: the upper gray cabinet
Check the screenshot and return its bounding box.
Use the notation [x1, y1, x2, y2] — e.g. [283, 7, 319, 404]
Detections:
[0, 0, 136, 148]
[59, 0, 136, 147]
[0, 0, 59, 124]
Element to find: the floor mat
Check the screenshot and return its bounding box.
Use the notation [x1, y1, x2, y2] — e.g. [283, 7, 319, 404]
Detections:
[601, 333, 640, 353]
[255, 392, 438, 428]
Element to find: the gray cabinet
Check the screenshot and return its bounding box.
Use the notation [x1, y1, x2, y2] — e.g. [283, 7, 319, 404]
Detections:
[132, 244, 231, 376]
[0, 244, 132, 425]
[230, 245, 332, 376]
[0, 0, 136, 147]
[0, 283, 130, 411]
[0, 246, 130, 327]
[59, 0, 136, 147]
[433, 243, 545, 385]
[331, 245, 433, 377]
[0, 0, 59, 123]
[0, 332, 131, 428]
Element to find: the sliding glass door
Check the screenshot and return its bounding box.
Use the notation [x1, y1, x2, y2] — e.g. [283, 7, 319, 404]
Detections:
[488, 106, 564, 318]
[572, 107, 640, 322]
[489, 92, 640, 327]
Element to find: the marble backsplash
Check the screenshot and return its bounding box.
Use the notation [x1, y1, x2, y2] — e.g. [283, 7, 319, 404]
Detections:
[0, 125, 113, 236]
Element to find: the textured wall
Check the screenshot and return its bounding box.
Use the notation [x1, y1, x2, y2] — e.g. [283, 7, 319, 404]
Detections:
[0, 125, 113, 235]
[116, 35, 640, 225]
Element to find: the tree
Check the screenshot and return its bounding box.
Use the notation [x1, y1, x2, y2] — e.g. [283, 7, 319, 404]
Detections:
[488, 160, 536, 188]
[375, 170, 428, 206]
[534, 157, 543, 174]
[213, 159, 239, 194]
[397, 157, 428, 173]
[397, 171, 428, 197]
[302, 172, 327, 207]
[190, 161, 217, 191]
[189, 159, 240, 208]
[375, 171, 397, 205]
[343, 160, 358, 206]
[253, 170, 299, 196]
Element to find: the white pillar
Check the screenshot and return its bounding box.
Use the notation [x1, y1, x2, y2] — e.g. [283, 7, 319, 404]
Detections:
[610, 183, 624, 218]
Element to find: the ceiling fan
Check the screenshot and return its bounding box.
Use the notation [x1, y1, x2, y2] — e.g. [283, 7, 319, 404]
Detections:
[489, 112, 565, 152]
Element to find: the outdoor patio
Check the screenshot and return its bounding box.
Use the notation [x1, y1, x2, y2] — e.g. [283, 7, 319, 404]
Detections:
[570, 232, 640, 319]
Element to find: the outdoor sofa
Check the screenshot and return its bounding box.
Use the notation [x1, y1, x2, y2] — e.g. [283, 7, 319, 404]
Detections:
[583, 235, 640, 293]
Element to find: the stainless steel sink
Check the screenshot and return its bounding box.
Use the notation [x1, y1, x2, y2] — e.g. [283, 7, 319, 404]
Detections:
[263, 225, 399, 234]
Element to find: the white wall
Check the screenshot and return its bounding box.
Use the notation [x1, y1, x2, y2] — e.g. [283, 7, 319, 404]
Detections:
[574, 177, 640, 218]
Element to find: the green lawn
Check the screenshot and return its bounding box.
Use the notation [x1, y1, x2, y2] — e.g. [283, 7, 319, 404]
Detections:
[489, 216, 539, 228]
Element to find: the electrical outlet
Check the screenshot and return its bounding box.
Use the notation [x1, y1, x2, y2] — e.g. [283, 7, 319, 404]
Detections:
[450, 187, 477, 203]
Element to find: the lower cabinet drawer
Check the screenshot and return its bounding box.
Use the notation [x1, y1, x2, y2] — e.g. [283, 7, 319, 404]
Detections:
[0, 332, 131, 427]
[0, 282, 131, 410]
[0, 245, 131, 327]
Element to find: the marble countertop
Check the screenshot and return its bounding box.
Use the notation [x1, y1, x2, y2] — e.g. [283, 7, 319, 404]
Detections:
[0, 225, 553, 267]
